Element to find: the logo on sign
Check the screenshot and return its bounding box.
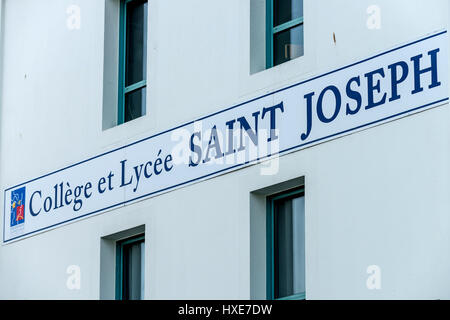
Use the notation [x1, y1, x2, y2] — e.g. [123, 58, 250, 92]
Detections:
[10, 187, 25, 227]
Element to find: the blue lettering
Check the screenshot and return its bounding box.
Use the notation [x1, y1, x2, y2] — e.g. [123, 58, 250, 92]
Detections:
[237, 111, 260, 152]
[317, 85, 341, 123]
[388, 61, 409, 102]
[29, 190, 42, 216]
[301, 92, 314, 141]
[120, 159, 133, 187]
[346, 76, 362, 115]
[365, 68, 387, 109]
[411, 48, 441, 94]
[189, 132, 202, 167]
[203, 125, 224, 163]
[262, 102, 284, 142]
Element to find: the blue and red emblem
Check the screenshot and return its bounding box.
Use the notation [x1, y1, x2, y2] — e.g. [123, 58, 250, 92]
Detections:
[10, 187, 25, 227]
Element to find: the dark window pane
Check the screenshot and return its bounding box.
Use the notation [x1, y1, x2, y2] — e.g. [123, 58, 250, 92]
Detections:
[274, 0, 303, 27]
[122, 240, 144, 300]
[273, 24, 303, 66]
[125, 0, 148, 86]
[274, 195, 305, 299]
[125, 87, 146, 122]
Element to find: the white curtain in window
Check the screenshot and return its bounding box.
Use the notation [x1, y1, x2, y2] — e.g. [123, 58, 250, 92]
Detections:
[292, 196, 305, 294]
[140, 242, 145, 299]
[275, 194, 305, 297]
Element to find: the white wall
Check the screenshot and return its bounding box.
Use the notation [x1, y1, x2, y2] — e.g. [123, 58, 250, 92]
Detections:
[0, 0, 449, 299]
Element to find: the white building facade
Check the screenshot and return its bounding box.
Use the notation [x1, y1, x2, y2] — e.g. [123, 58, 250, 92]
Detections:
[0, 0, 450, 300]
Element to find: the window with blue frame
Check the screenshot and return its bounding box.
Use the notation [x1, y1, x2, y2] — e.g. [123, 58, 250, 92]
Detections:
[266, 0, 304, 68]
[267, 187, 305, 300]
[116, 234, 145, 300]
[118, 0, 148, 125]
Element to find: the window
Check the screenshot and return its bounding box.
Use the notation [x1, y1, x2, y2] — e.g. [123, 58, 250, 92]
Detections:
[266, 0, 304, 68]
[118, 0, 148, 125]
[116, 234, 145, 300]
[267, 187, 305, 300]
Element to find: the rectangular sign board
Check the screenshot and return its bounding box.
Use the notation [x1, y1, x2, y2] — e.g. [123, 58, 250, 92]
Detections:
[3, 30, 449, 243]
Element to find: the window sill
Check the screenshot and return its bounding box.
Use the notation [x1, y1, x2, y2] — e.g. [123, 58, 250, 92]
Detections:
[239, 51, 316, 102]
[275, 292, 306, 300]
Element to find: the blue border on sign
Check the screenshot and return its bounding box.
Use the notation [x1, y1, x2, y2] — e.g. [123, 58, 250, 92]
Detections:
[3, 30, 449, 243]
